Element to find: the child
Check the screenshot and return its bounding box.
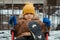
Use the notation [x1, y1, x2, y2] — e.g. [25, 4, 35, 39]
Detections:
[11, 2, 50, 40]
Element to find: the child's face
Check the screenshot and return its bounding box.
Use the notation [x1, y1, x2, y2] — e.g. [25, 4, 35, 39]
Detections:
[24, 13, 34, 20]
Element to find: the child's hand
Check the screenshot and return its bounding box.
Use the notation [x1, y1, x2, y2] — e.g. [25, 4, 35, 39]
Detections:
[43, 17, 51, 27]
[22, 32, 31, 36]
[9, 16, 17, 26]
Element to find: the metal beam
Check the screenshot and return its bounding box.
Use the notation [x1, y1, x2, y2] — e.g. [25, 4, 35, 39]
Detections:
[0, 0, 44, 4]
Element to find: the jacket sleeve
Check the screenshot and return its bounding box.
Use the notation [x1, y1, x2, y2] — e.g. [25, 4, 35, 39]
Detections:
[14, 22, 20, 31]
[13, 20, 21, 37]
[41, 22, 46, 33]
[14, 19, 22, 31]
[13, 19, 25, 37]
[41, 22, 50, 33]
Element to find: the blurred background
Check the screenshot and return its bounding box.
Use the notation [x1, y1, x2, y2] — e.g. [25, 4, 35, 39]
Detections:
[0, 0, 60, 40]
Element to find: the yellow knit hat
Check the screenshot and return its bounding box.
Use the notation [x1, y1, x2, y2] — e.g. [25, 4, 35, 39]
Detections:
[22, 2, 35, 16]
